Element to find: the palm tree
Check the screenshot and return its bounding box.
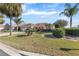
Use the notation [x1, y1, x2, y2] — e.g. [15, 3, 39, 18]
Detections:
[60, 3, 79, 28]
[0, 3, 22, 35]
[13, 17, 23, 31]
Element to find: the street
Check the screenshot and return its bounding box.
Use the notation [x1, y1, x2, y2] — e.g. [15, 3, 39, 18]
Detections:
[0, 49, 9, 56]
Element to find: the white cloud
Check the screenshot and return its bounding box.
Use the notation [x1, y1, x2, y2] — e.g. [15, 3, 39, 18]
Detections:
[47, 4, 59, 8]
[22, 4, 27, 12]
[40, 15, 47, 18]
[22, 9, 59, 15]
[58, 16, 69, 20]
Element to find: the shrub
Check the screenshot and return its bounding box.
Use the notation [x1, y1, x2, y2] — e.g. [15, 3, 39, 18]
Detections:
[53, 28, 65, 38]
[1, 30, 9, 32]
[25, 28, 34, 36]
[65, 28, 79, 36]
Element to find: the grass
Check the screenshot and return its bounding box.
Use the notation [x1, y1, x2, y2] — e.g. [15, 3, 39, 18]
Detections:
[0, 32, 79, 55]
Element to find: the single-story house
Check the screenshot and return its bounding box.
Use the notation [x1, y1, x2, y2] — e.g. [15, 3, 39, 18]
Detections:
[20, 23, 54, 31]
[0, 24, 4, 31]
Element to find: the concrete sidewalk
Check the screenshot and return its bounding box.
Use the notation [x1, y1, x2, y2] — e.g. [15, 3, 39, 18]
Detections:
[0, 42, 21, 56]
[0, 42, 48, 56]
[0, 32, 24, 36]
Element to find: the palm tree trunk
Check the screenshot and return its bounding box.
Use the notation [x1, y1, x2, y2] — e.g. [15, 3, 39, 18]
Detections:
[10, 17, 12, 36]
[70, 16, 72, 28]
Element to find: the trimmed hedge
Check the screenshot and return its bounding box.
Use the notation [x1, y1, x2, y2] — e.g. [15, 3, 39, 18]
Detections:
[65, 28, 79, 36]
[53, 28, 65, 38]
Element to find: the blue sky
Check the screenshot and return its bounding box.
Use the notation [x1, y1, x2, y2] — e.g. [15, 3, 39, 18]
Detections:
[4, 3, 79, 27]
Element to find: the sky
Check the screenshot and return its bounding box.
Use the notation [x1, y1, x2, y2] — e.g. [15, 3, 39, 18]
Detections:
[3, 3, 79, 27]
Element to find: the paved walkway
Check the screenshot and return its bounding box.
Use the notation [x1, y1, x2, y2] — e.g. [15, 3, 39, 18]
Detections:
[0, 32, 24, 36]
[0, 42, 21, 56]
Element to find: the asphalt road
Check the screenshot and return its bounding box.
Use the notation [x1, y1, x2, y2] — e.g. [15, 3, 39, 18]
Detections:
[0, 49, 9, 56]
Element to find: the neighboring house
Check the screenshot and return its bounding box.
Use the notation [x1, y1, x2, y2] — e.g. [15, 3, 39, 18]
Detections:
[3, 23, 55, 32]
[20, 23, 33, 31]
[20, 23, 54, 31]
[4, 24, 17, 31]
[0, 24, 4, 31]
[12, 25, 17, 30]
[33, 23, 50, 30]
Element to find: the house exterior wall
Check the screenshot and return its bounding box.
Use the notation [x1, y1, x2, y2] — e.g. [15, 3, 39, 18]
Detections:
[20, 23, 53, 31]
[0, 24, 4, 31]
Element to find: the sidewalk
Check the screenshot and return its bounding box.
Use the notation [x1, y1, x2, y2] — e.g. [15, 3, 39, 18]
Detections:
[0, 42, 21, 56]
[0, 32, 24, 36]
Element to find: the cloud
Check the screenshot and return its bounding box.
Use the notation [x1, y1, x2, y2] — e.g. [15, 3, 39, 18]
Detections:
[22, 4, 27, 12]
[22, 9, 59, 15]
[47, 4, 60, 8]
[58, 16, 69, 20]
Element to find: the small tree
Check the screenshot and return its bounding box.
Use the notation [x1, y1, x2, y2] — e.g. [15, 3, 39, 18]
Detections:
[54, 24, 60, 28]
[13, 17, 23, 31]
[25, 28, 33, 36]
[53, 19, 68, 28]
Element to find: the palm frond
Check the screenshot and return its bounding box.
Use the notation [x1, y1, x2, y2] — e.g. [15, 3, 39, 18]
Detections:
[13, 17, 23, 25]
[70, 4, 79, 16]
[59, 12, 65, 16]
[65, 3, 71, 8]
[64, 8, 70, 12]
[71, 8, 78, 16]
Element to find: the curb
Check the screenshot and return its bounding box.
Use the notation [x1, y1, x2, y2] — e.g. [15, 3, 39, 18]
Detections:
[18, 50, 48, 56]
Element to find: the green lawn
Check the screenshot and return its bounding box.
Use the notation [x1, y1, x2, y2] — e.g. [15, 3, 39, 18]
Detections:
[0, 32, 79, 56]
